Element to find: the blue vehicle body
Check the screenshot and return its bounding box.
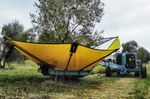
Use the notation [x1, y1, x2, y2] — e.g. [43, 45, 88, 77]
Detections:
[101, 52, 147, 78]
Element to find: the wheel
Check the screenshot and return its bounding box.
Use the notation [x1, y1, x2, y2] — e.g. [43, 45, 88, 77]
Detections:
[140, 66, 147, 78]
[40, 66, 49, 75]
[135, 71, 140, 77]
[117, 71, 120, 76]
[105, 67, 111, 77]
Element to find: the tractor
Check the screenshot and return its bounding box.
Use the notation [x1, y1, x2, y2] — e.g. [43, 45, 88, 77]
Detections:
[102, 52, 147, 78]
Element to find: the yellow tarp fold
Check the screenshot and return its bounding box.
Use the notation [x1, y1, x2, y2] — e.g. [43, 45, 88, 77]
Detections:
[10, 37, 120, 71]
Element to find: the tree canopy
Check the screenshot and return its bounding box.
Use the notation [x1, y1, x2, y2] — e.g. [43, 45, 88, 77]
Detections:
[122, 40, 150, 63]
[31, 0, 104, 46]
[1, 20, 35, 42]
[0, 21, 36, 66]
[122, 40, 138, 53]
[137, 47, 150, 63]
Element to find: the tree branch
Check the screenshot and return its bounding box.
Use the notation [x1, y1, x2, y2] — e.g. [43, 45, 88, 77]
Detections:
[70, 19, 83, 34]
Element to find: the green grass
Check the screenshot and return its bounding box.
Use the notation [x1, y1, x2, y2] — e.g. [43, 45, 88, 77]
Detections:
[128, 64, 150, 99]
[91, 64, 105, 74]
[0, 61, 118, 98]
[1, 61, 150, 98]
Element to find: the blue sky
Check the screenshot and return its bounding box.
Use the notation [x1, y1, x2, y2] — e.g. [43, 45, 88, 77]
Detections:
[0, 0, 150, 51]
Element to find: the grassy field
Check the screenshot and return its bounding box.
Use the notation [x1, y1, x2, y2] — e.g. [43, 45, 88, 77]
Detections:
[0, 61, 150, 99]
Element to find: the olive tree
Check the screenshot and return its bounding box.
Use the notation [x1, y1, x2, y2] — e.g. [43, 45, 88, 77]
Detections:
[31, 0, 104, 46]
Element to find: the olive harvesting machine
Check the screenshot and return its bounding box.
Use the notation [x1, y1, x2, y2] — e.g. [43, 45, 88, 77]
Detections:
[0, 36, 120, 78]
[101, 52, 147, 78]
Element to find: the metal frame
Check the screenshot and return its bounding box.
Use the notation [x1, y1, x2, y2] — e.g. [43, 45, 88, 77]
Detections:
[38, 68, 90, 76]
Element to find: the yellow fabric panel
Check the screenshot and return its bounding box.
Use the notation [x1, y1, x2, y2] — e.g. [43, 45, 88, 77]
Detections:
[12, 41, 71, 69]
[108, 37, 120, 50]
[67, 46, 114, 70]
[68, 37, 120, 70]
[15, 47, 41, 65]
[10, 37, 120, 71]
[84, 62, 100, 70]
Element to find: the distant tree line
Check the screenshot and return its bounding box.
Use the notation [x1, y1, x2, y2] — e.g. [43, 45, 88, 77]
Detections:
[122, 40, 150, 63]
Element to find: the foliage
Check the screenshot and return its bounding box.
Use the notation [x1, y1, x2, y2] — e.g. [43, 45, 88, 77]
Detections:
[91, 64, 105, 74]
[0, 38, 3, 55]
[31, 0, 104, 46]
[1, 21, 36, 42]
[1, 21, 24, 40]
[137, 47, 150, 63]
[122, 40, 138, 53]
[0, 21, 36, 65]
[122, 40, 150, 63]
[21, 28, 36, 42]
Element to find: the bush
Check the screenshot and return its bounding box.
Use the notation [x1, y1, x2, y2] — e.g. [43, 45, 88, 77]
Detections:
[91, 64, 105, 74]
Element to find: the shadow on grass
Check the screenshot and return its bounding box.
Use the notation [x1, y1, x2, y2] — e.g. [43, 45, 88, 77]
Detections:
[0, 74, 48, 84]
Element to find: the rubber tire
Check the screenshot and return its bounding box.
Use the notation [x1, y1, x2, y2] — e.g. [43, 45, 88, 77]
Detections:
[40, 66, 49, 76]
[105, 67, 111, 77]
[117, 71, 120, 76]
[140, 66, 147, 78]
[135, 71, 140, 77]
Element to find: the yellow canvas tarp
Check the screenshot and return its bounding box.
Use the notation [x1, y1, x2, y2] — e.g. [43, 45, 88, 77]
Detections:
[9, 37, 120, 71]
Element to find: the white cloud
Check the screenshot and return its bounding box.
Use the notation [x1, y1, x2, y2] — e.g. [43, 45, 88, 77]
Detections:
[0, 0, 35, 30]
[96, 0, 150, 51]
[0, 0, 149, 51]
